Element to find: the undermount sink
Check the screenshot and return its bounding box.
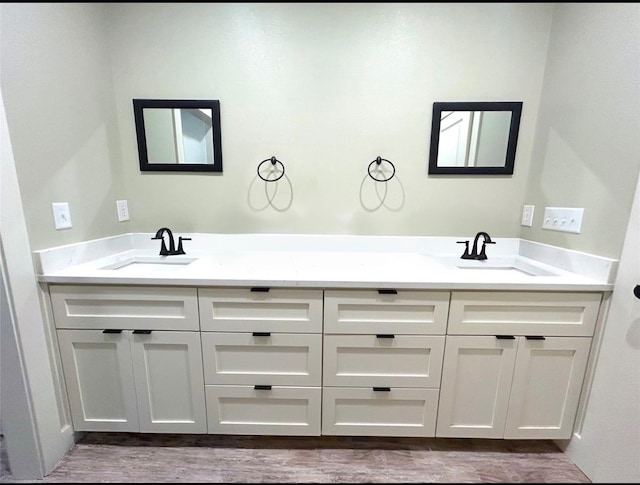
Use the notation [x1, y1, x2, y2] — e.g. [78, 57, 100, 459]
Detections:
[436, 256, 558, 276]
[99, 256, 197, 271]
[438, 256, 559, 277]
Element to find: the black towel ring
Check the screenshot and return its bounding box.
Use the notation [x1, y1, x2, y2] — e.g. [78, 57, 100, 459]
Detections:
[368, 156, 395, 182]
[257, 156, 285, 182]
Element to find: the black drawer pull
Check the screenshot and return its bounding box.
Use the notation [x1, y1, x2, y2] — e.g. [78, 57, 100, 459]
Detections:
[132, 330, 152, 334]
[377, 289, 398, 294]
[254, 385, 272, 390]
[376, 334, 395, 339]
[250, 287, 270, 292]
[495, 335, 515, 339]
[102, 329, 122, 334]
[252, 332, 271, 337]
[373, 387, 391, 392]
[526, 335, 546, 340]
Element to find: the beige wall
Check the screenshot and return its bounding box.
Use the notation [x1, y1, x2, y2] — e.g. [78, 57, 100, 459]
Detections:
[0, 3, 128, 251]
[1, 3, 638, 259]
[0, 3, 554, 251]
[107, 3, 551, 238]
[522, 3, 640, 259]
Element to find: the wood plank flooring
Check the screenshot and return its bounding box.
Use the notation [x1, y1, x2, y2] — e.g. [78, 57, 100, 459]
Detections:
[1, 433, 591, 483]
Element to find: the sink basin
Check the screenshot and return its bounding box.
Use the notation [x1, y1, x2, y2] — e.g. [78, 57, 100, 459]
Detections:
[99, 256, 197, 271]
[437, 256, 559, 277]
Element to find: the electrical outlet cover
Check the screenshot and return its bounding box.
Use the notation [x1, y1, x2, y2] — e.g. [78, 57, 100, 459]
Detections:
[116, 200, 130, 222]
[521, 205, 534, 227]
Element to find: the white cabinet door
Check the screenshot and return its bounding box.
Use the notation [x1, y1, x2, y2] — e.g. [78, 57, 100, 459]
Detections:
[57, 329, 139, 432]
[437, 335, 592, 439]
[504, 336, 591, 439]
[436, 335, 517, 438]
[130, 331, 207, 433]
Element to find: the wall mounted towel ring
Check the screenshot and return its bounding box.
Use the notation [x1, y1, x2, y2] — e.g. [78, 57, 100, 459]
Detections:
[257, 156, 285, 182]
[368, 156, 396, 182]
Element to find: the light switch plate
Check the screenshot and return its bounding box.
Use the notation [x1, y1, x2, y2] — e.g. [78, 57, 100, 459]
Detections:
[52, 202, 72, 230]
[542, 207, 584, 233]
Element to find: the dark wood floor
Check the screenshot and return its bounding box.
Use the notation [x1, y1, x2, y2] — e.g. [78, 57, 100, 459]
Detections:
[1, 433, 591, 483]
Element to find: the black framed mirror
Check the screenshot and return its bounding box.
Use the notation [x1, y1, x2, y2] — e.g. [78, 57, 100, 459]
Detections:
[428, 101, 522, 175]
[133, 99, 223, 172]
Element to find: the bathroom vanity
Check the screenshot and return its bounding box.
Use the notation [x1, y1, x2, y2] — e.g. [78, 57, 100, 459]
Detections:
[35, 233, 616, 440]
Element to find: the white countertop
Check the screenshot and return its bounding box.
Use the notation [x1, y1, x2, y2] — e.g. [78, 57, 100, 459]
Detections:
[33, 233, 618, 291]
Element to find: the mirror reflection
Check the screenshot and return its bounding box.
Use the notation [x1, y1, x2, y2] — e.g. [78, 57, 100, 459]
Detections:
[144, 108, 214, 164]
[133, 99, 223, 172]
[428, 101, 522, 175]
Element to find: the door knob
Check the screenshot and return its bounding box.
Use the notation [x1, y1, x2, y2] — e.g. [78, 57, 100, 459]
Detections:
[634, 285, 640, 299]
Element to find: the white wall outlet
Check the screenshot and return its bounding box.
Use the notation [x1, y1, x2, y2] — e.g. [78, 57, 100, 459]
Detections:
[116, 200, 129, 222]
[52, 202, 72, 230]
[542, 207, 584, 233]
[521, 204, 534, 227]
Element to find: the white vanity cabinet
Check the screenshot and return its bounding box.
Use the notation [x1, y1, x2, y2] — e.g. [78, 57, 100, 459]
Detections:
[51, 285, 207, 433]
[436, 291, 601, 439]
[198, 288, 323, 435]
[321, 289, 449, 437]
[48, 280, 606, 441]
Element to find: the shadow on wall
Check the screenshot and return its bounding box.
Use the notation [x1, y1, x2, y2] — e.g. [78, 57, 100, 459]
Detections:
[247, 156, 293, 212]
[359, 156, 405, 212]
[246, 155, 406, 213]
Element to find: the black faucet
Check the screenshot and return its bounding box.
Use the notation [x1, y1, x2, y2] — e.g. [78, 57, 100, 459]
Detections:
[151, 227, 191, 256]
[457, 231, 496, 260]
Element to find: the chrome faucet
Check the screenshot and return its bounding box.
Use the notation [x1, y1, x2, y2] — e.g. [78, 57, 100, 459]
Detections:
[151, 227, 191, 256]
[457, 231, 495, 260]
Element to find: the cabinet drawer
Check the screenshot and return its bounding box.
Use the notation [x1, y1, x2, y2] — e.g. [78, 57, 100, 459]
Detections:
[205, 385, 321, 435]
[198, 288, 323, 333]
[447, 291, 602, 337]
[323, 335, 445, 388]
[50, 285, 199, 331]
[201, 332, 322, 386]
[324, 290, 449, 334]
[322, 387, 439, 437]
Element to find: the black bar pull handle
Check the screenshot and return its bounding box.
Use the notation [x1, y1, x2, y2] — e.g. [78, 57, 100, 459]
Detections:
[373, 387, 391, 392]
[252, 332, 271, 337]
[526, 335, 546, 340]
[102, 329, 123, 334]
[376, 334, 395, 339]
[133, 330, 152, 334]
[250, 287, 270, 292]
[495, 335, 516, 339]
[378, 289, 398, 294]
[254, 385, 272, 390]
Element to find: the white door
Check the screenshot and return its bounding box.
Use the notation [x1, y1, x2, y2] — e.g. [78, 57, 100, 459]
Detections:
[504, 336, 591, 439]
[438, 110, 472, 166]
[57, 330, 139, 432]
[130, 330, 207, 433]
[564, 173, 640, 482]
[436, 335, 517, 438]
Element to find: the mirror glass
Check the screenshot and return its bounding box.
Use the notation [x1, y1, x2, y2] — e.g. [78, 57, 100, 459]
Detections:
[133, 99, 222, 172]
[428, 101, 522, 175]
